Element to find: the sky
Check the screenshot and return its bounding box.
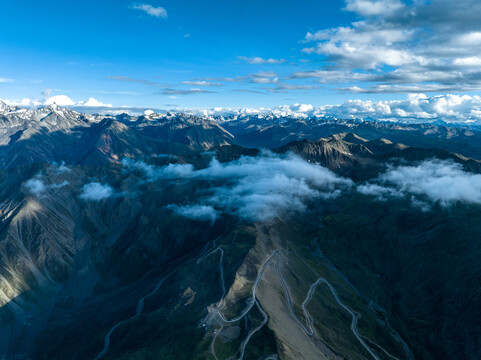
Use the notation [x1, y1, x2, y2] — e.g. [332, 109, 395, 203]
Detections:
[2, 0, 481, 115]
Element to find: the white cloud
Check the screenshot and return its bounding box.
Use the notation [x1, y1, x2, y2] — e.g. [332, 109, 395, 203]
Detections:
[252, 71, 278, 78]
[122, 158, 194, 181]
[359, 159, 481, 206]
[123, 152, 353, 222]
[301, 0, 481, 93]
[0, 78, 13, 83]
[130, 3, 167, 18]
[250, 77, 279, 84]
[24, 177, 69, 196]
[453, 56, 481, 66]
[25, 179, 47, 196]
[238, 56, 287, 64]
[45, 95, 75, 106]
[181, 80, 222, 87]
[271, 83, 318, 91]
[54, 92, 481, 124]
[80, 182, 114, 201]
[7, 92, 481, 124]
[3, 94, 114, 109]
[167, 204, 219, 223]
[344, 0, 405, 17]
[54, 162, 71, 174]
[261, 94, 481, 124]
[302, 23, 418, 69]
[78, 97, 113, 107]
[357, 183, 403, 200]
[162, 88, 217, 95]
[2, 98, 41, 107]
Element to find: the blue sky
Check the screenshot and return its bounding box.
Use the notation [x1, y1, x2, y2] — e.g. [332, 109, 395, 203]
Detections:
[1, 0, 481, 112]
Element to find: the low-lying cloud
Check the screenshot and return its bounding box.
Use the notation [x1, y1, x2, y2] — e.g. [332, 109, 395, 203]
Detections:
[167, 204, 219, 223]
[359, 159, 481, 206]
[123, 152, 353, 222]
[80, 182, 114, 201]
[24, 178, 69, 196]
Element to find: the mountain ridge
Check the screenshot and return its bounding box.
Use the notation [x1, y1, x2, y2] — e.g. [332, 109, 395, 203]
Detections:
[0, 102, 480, 359]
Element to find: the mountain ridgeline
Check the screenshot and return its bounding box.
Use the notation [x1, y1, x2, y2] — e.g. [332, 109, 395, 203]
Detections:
[0, 101, 480, 360]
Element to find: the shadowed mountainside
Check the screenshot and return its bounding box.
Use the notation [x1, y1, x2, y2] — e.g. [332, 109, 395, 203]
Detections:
[0, 103, 480, 359]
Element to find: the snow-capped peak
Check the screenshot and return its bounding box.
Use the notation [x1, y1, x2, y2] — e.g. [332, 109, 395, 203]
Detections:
[0, 99, 18, 114]
[41, 102, 65, 114]
[47, 102, 60, 110]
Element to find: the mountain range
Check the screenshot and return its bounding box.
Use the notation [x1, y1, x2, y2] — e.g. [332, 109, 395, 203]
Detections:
[0, 100, 480, 360]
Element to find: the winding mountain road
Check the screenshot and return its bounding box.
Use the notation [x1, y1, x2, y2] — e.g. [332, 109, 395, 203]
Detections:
[301, 278, 323, 336]
[315, 277, 380, 360]
[274, 252, 318, 337]
[205, 251, 277, 360]
[274, 252, 381, 360]
[94, 271, 174, 360]
[236, 300, 269, 360]
[204, 248, 384, 360]
[211, 251, 277, 324]
[95, 236, 226, 359]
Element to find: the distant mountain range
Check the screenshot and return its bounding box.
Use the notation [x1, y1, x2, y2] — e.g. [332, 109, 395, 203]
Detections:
[0, 101, 480, 359]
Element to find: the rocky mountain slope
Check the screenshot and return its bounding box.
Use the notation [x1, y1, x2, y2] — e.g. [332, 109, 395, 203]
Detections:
[0, 102, 480, 360]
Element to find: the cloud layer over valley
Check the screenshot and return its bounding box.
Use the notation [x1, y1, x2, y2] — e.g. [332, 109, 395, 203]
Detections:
[20, 155, 481, 222]
[123, 153, 353, 222]
[124, 155, 481, 221]
[358, 159, 481, 207]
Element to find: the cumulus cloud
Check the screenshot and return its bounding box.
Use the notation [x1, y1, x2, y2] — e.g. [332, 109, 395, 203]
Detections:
[24, 177, 69, 196]
[78, 98, 113, 107]
[25, 179, 47, 196]
[238, 56, 287, 64]
[343, 0, 405, 17]
[123, 152, 353, 222]
[301, 0, 481, 93]
[313, 94, 481, 123]
[359, 159, 481, 206]
[167, 204, 219, 223]
[2, 98, 42, 107]
[79, 182, 114, 201]
[45, 95, 75, 106]
[130, 3, 167, 18]
[178, 93, 481, 124]
[3, 94, 115, 110]
[7, 92, 481, 124]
